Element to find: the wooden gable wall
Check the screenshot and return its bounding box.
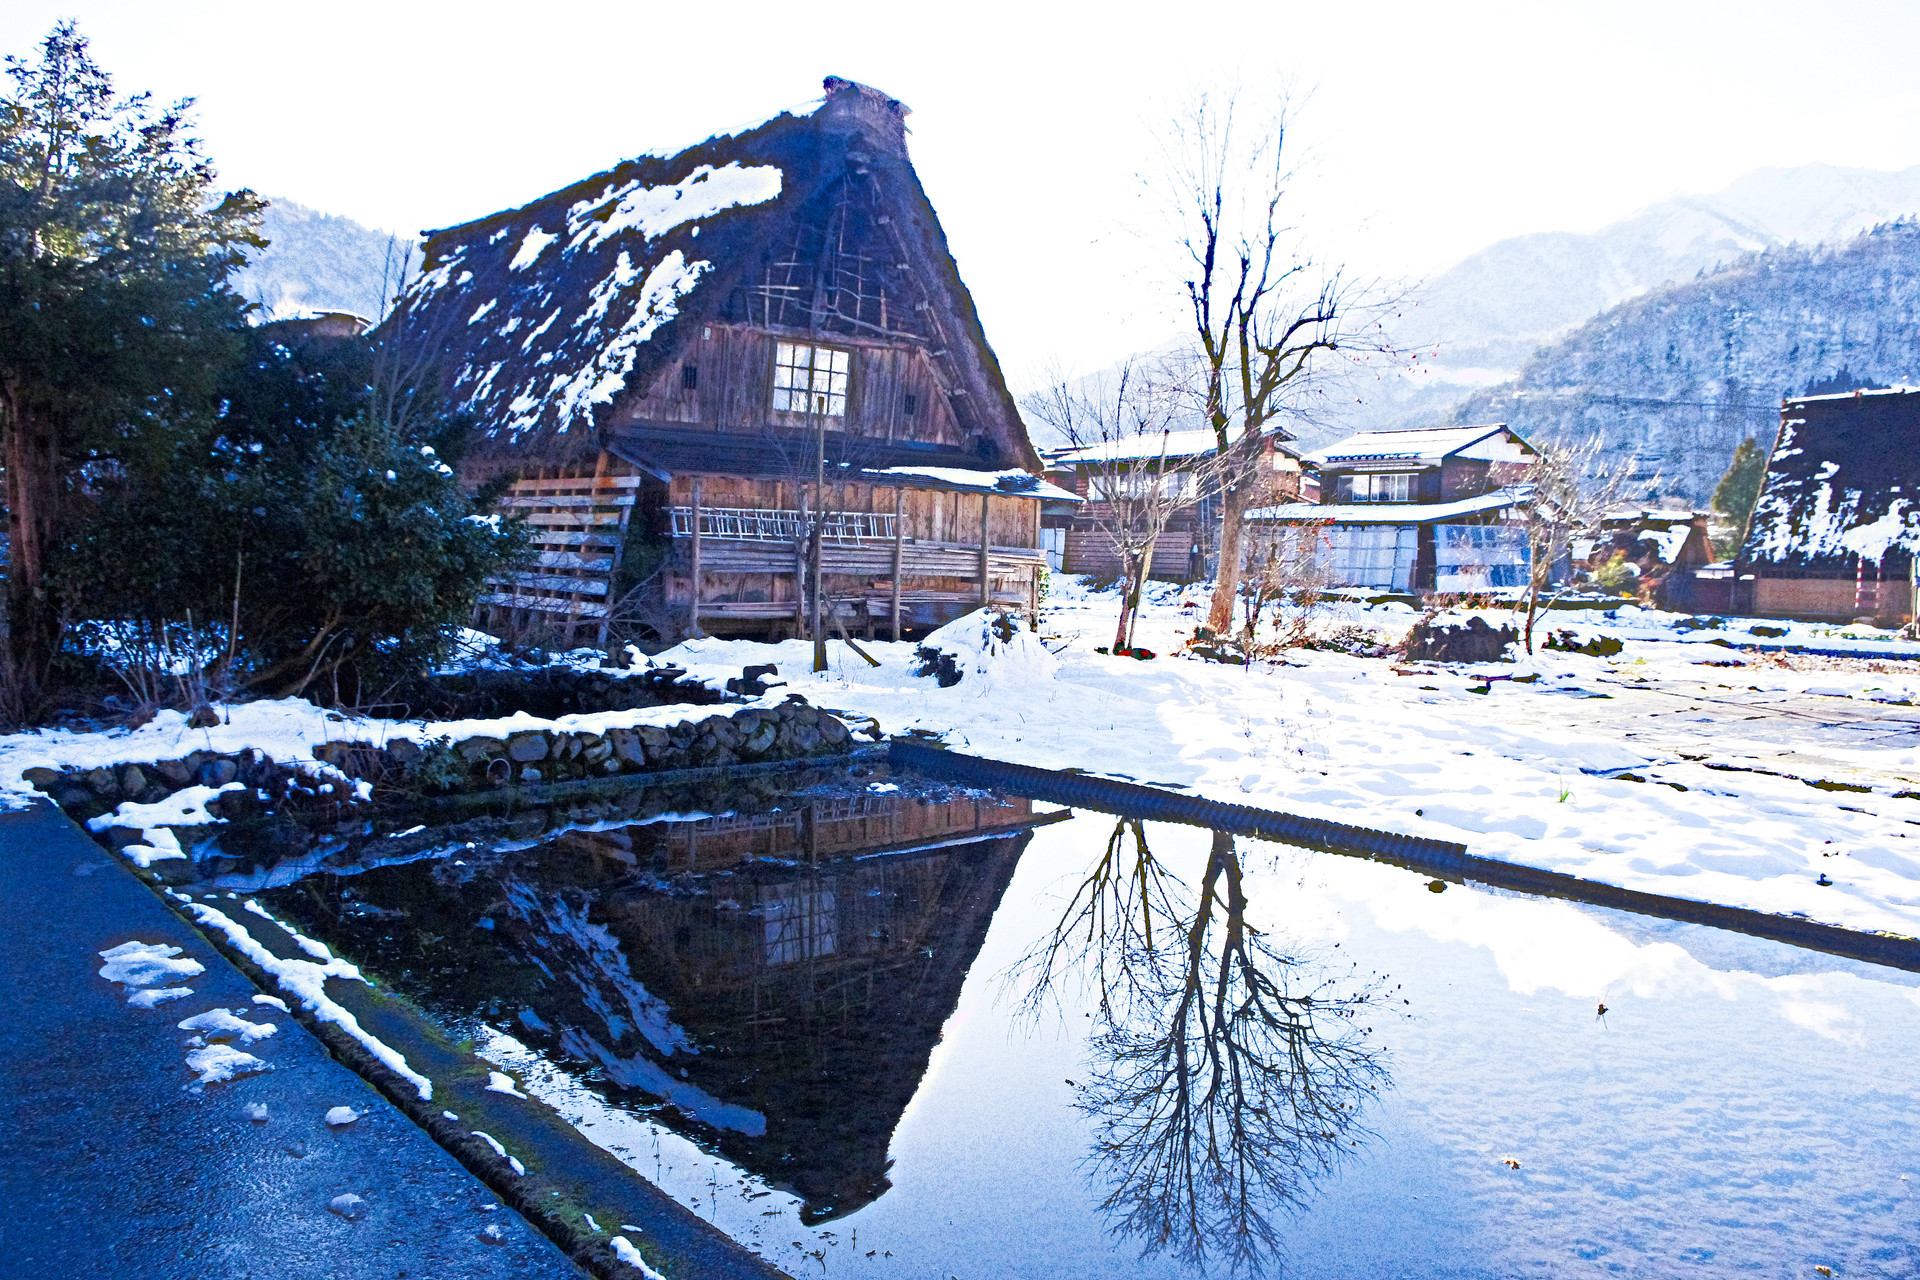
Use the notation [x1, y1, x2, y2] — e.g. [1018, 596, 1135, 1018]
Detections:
[620, 322, 965, 449]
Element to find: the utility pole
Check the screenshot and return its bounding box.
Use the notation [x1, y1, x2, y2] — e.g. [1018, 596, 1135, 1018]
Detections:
[811, 378, 829, 673]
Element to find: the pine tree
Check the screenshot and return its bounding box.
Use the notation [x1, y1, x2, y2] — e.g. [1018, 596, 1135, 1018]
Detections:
[0, 22, 262, 713]
[1710, 437, 1768, 547]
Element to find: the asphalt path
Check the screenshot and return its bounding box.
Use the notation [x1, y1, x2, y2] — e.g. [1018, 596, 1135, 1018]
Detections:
[0, 801, 586, 1280]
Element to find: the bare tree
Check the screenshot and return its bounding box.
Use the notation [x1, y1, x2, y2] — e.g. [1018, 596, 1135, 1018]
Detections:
[1016, 820, 1387, 1271]
[1026, 362, 1213, 651]
[1238, 517, 1334, 647]
[1517, 434, 1638, 652]
[1155, 91, 1402, 638]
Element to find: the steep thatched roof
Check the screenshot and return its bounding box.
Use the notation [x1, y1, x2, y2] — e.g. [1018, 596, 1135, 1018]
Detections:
[385, 78, 1037, 472]
[1741, 387, 1920, 571]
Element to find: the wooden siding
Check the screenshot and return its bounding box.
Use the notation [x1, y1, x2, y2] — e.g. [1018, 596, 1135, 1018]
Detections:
[622, 323, 964, 449]
[661, 473, 1043, 635]
[1062, 509, 1206, 580]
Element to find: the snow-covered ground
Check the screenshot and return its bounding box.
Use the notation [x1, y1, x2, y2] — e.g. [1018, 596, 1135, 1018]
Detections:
[659, 579, 1920, 941]
[7, 579, 1919, 942]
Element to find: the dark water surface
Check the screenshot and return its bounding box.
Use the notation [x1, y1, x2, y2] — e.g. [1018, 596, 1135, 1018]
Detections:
[186, 768, 1920, 1279]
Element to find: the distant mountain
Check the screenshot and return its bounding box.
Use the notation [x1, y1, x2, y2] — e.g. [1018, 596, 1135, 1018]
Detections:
[231, 198, 420, 324]
[1405, 163, 1920, 380]
[1442, 220, 1920, 502]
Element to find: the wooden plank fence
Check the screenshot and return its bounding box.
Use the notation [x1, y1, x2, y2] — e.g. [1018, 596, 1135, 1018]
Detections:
[478, 465, 639, 647]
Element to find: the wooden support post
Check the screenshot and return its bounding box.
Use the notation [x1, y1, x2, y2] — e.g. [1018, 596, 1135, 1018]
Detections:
[687, 477, 704, 640]
[978, 492, 991, 611]
[891, 487, 905, 641]
[1028, 564, 1039, 627]
[794, 536, 809, 641]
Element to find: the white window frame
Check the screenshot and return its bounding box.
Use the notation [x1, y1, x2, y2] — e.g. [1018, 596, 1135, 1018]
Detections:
[1338, 472, 1416, 503]
[772, 342, 851, 417]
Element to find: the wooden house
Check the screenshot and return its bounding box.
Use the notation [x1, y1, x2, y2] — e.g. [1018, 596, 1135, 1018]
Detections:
[1042, 430, 1306, 581]
[1247, 424, 1536, 593]
[386, 77, 1074, 646]
[1735, 388, 1919, 623]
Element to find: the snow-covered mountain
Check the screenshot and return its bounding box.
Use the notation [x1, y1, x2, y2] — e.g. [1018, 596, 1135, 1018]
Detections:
[1405, 163, 1920, 379]
[231, 198, 420, 323]
[1442, 220, 1920, 502]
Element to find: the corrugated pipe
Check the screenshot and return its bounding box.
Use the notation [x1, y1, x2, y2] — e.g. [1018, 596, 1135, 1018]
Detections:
[889, 739, 1920, 975]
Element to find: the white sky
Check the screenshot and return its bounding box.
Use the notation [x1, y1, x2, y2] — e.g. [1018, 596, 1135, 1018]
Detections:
[10, 1, 1920, 382]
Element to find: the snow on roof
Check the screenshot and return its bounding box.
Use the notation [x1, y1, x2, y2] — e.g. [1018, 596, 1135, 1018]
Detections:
[1643, 525, 1695, 564]
[385, 77, 1039, 473]
[1045, 428, 1289, 466]
[1785, 384, 1920, 404]
[1246, 486, 1532, 525]
[393, 149, 788, 456]
[869, 466, 1080, 502]
[1743, 388, 1920, 568]
[1304, 424, 1532, 467]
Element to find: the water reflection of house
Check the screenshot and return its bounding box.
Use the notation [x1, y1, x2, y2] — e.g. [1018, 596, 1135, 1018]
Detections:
[523, 791, 1062, 1222]
[1247, 424, 1536, 593]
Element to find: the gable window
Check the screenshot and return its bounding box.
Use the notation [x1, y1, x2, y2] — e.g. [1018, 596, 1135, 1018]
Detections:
[681, 363, 699, 391]
[772, 342, 850, 416]
[1336, 472, 1416, 503]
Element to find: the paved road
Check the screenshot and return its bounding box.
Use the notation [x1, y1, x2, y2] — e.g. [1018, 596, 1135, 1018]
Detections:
[0, 802, 586, 1280]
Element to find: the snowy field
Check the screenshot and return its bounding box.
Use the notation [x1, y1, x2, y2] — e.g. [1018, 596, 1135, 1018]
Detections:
[659, 579, 1920, 941]
[5, 578, 1919, 943]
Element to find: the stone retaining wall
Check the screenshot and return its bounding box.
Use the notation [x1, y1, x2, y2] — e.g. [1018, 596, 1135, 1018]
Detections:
[28, 696, 856, 828]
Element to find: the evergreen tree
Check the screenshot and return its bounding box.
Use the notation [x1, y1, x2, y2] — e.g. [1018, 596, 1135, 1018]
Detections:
[63, 324, 527, 702]
[0, 22, 262, 712]
[1710, 437, 1768, 545]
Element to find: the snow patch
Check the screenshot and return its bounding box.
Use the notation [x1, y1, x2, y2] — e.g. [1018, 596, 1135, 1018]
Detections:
[610, 1236, 667, 1280]
[98, 941, 205, 987]
[88, 785, 242, 834]
[485, 1070, 528, 1099]
[183, 1043, 271, 1090]
[565, 162, 782, 252]
[186, 901, 433, 1101]
[471, 1130, 526, 1175]
[508, 225, 557, 271]
[177, 1007, 277, 1045]
[917, 609, 1058, 687]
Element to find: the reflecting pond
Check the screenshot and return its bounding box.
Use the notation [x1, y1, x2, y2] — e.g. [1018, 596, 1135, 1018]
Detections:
[184, 768, 1920, 1278]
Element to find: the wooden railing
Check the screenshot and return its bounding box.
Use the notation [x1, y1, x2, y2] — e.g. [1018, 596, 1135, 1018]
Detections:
[668, 506, 898, 542]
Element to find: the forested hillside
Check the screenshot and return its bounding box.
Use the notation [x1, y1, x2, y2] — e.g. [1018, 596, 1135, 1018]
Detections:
[231, 198, 419, 322]
[1444, 220, 1920, 502]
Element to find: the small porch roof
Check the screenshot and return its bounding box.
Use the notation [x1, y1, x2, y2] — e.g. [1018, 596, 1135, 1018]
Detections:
[1246, 486, 1531, 525]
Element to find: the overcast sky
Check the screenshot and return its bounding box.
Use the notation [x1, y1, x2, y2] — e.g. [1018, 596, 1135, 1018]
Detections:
[9, 2, 1920, 380]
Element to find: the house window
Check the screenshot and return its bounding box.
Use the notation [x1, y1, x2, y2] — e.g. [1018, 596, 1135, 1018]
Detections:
[681, 363, 698, 391]
[903, 393, 916, 418]
[1337, 472, 1415, 503]
[772, 342, 850, 416]
[1094, 469, 1190, 502]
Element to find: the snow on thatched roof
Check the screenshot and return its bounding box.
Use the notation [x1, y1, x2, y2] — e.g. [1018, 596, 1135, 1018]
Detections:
[1742, 386, 1920, 570]
[385, 77, 1036, 471]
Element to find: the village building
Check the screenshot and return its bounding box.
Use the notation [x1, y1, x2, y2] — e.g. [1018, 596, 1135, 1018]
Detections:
[1041, 429, 1307, 581]
[1246, 424, 1536, 593]
[386, 77, 1075, 648]
[1732, 387, 1919, 624]
[1576, 507, 1715, 608]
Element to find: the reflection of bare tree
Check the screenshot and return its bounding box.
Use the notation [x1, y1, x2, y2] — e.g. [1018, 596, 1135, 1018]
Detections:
[1022, 821, 1386, 1272]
